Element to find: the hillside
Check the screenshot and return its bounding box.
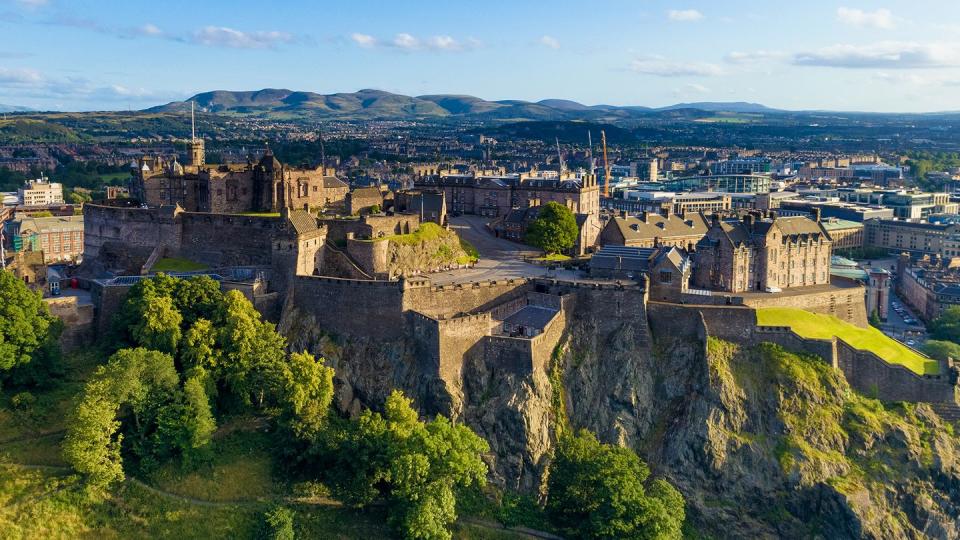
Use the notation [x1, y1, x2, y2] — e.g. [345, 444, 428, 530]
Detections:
[146, 89, 785, 122]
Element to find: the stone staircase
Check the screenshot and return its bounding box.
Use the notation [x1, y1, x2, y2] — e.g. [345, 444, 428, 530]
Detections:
[928, 402, 960, 423]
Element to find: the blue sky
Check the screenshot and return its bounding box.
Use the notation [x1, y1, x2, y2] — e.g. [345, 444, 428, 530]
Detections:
[2, 0, 960, 112]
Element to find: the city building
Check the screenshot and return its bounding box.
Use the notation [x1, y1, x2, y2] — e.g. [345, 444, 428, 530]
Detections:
[897, 254, 960, 322]
[598, 212, 708, 249]
[603, 191, 731, 216]
[660, 173, 772, 194]
[778, 200, 894, 223]
[711, 157, 772, 175]
[18, 175, 63, 206]
[865, 219, 960, 258]
[692, 213, 832, 293]
[820, 218, 864, 250]
[9, 214, 84, 263]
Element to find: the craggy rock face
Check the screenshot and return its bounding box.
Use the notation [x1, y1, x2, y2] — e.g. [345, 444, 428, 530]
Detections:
[281, 292, 960, 539]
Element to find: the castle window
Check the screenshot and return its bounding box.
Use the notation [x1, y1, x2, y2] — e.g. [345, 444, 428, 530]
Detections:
[658, 271, 673, 283]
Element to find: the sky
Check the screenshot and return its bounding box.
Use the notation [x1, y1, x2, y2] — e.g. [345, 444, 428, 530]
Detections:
[2, 0, 960, 112]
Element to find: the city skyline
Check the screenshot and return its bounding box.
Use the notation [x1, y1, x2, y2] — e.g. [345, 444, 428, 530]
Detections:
[2, 0, 960, 112]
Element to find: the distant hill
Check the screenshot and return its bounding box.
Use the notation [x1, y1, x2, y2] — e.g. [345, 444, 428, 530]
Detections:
[146, 89, 784, 122]
[0, 104, 33, 113]
[656, 102, 780, 114]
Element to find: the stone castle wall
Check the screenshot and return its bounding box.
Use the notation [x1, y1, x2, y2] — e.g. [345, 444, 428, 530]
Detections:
[402, 279, 533, 319]
[649, 301, 955, 405]
[178, 213, 281, 267]
[290, 275, 405, 339]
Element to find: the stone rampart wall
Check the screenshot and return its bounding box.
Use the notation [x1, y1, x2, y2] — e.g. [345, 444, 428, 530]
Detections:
[291, 275, 405, 339]
[178, 213, 280, 267]
[403, 279, 533, 319]
[44, 296, 95, 352]
[836, 340, 955, 402]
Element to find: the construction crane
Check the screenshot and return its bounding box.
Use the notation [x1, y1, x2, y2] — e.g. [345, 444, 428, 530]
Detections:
[601, 130, 611, 197]
[555, 137, 565, 174]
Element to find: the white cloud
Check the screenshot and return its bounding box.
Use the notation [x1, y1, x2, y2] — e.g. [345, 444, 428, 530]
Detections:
[630, 55, 723, 77]
[837, 7, 895, 29]
[189, 26, 294, 49]
[539, 35, 560, 49]
[793, 41, 960, 69]
[0, 67, 43, 85]
[349, 32, 476, 52]
[682, 83, 711, 93]
[724, 50, 786, 64]
[427, 35, 460, 51]
[392, 33, 420, 50]
[138, 24, 163, 36]
[15, 0, 48, 7]
[874, 71, 960, 87]
[351, 33, 376, 48]
[668, 9, 703, 22]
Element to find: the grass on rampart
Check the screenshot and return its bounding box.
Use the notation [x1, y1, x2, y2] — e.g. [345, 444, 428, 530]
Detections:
[151, 257, 208, 272]
[382, 222, 447, 245]
[756, 308, 939, 376]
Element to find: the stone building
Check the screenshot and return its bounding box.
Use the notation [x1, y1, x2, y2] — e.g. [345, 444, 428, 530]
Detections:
[131, 147, 348, 214]
[821, 218, 864, 250]
[598, 212, 708, 250]
[897, 254, 960, 322]
[866, 219, 960, 258]
[394, 189, 447, 225]
[415, 170, 600, 219]
[693, 213, 832, 293]
[346, 186, 385, 215]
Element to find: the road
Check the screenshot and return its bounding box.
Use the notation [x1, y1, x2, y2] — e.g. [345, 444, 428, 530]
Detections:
[430, 215, 583, 284]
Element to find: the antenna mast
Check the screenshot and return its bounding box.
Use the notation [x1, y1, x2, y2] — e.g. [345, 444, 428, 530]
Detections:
[601, 130, 611, 198]
[318, 124, 326, 170]
[555, 137, 565, 174]
[587, 131, 594, 176]
[191, 102, 196, 142]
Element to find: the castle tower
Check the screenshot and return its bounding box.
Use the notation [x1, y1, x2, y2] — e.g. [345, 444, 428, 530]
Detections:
[188, 102, 205, 166]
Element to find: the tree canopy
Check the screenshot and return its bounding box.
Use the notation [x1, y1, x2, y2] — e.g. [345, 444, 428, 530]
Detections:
[929, 307, 960, 344]
[525, 202, 579, 255]
[547, 429, 685, 540]
[326, 390, 489, 540]
[0, 269, 59, 373]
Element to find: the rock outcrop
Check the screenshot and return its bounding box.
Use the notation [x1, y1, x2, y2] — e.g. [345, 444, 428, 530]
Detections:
[281, 289, 960, 539]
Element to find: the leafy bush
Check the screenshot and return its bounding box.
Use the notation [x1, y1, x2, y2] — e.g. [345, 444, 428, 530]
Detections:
[10, 391, 36, 410]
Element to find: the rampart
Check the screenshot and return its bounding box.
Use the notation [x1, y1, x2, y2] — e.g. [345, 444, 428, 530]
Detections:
[44, 295, 95, 352]
[648, 301, 955, 405]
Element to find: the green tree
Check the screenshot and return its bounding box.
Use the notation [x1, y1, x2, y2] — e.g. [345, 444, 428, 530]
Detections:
[278, 351, 335, 441]
[525, 202, 579, 255]
[869, 310, 882, 329]
[216, 290, 286, 407]
[929, 306, 960, 344]
[0, 269, 59, 373]
[547, 429, 685, 540]
[259, 506, 296, 540]
[181, 318, 218, 371]
[63, 348, 183, 488]
[922, 340, 960, 363]
[328, 391, 489, 540]
[61, 378, 125, 492]
[130, 293, 182, 355]
[153, 374, 216, 466]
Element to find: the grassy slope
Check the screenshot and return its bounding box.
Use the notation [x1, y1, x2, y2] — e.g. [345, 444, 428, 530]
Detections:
[755, 307, 939, 375]
[151, 258, 208, 273]
[0, 352, 528, 539]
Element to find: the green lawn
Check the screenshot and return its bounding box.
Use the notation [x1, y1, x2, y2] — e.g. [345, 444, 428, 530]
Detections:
[238, 211, 281, 217]
[533, 253, 571, 262]
[151, 257, 208, 272]
[756, 308, 939, 375]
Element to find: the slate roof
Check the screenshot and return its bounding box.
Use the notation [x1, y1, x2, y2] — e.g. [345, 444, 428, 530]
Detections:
[606, 213, 708, 243]
[502, 306, 559, 330]
[286, 210, 318, 234]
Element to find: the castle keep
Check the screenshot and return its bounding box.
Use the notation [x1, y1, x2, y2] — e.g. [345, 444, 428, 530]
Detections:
[131, 148, 348, 214]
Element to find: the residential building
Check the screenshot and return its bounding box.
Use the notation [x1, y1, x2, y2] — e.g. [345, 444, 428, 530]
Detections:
[897, 254, 960, 322]
[604, 191, 730, 216]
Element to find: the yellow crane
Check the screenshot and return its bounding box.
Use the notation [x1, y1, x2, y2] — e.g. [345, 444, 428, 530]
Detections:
[601, 130, 611, 198]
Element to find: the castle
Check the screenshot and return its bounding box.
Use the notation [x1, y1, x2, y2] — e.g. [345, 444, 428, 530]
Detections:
[131, 145, 348, 214]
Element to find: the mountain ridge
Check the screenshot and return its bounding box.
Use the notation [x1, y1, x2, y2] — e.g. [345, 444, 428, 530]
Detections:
[145, 88, 785, 121]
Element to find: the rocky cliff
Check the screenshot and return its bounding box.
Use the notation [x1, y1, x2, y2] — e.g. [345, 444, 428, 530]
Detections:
[280, 292, 960, 538]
